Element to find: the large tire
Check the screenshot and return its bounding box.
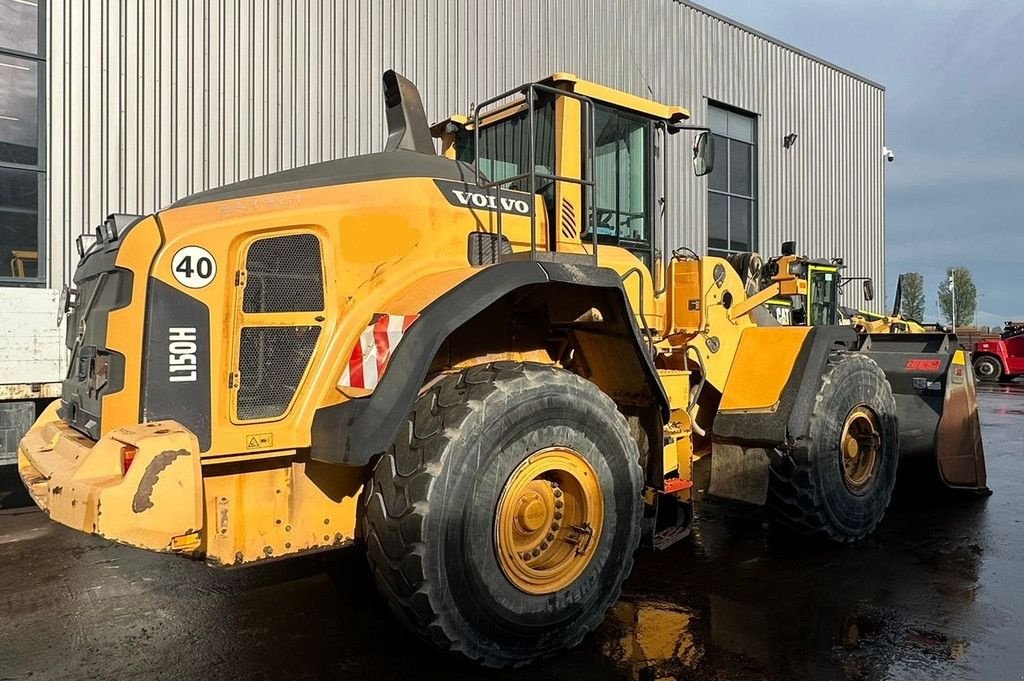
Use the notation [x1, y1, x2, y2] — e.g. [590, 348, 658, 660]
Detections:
[973, 355, 1003, 383]
[362, 362, 643, 667]
[725, 251, 764, 297]
[767, 353, 899, 542]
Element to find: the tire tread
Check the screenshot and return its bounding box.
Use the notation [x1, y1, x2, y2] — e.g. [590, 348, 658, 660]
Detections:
[766, 351, 898, 542]
[362, 362, 641, 667]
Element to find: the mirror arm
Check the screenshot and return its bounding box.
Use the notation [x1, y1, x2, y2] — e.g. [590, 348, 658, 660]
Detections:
[841, 276, 872, 288]
[668, 123, 712, 134]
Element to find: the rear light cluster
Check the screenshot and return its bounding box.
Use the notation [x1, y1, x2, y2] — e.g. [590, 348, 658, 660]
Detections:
[120, 445, 138, 475]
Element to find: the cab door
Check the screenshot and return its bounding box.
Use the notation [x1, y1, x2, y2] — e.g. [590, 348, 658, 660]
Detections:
[806, 265, 840, 326]
[1004, 333, 1024, 374]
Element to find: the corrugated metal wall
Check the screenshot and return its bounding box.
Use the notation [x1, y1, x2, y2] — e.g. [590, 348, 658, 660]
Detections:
[46, 0, 885, 302]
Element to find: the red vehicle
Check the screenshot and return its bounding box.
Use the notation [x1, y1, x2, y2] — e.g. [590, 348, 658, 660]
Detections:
[973, 321, 1024, 382]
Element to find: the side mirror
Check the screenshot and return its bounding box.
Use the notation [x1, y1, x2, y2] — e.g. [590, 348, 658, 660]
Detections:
[692, 131, 715, 177]
[863, 279, 875, 302]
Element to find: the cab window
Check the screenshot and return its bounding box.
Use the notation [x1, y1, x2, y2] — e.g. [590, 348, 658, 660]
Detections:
[809, 268, 838, 326]
[455, 102, 555, 190]
[593, 105, 651, 263]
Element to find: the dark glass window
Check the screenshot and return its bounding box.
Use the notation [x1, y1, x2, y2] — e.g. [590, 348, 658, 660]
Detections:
[0, 55, 40, 166]
[455, 101, 555, 190]
[707, 104, 757, 258]
[0, 167, 40, 278]
[0, 0, 39, 56]
[0, 0, 45, 286]
[808, 267, 839, 326]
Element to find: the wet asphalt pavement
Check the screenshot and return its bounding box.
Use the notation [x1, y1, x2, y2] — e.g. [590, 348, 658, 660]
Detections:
[1, 383, 1021, 680]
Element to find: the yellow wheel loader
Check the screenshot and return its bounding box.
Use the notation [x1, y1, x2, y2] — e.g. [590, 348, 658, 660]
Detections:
[843, 274, 929, 334]
[739, 245, 928, 333]
[18, 71, 988, 667]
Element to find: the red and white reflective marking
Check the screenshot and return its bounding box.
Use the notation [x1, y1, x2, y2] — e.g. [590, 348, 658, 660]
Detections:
[339, 314, 418, 390]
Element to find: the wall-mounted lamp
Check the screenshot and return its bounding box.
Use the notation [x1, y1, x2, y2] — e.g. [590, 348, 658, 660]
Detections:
[783, 133, 798, 149]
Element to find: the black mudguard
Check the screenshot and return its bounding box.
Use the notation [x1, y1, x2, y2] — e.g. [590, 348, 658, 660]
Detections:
[310, 260, 669, 466]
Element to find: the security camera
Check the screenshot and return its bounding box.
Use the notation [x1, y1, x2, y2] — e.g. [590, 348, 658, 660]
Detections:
[882, 146, 895, 162]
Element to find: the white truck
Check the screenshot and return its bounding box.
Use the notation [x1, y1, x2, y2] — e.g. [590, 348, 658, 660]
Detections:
[0, 287, 64, 466]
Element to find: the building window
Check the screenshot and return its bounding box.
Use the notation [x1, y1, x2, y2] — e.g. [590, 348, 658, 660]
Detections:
[707, 103, 756, 257]
[0, 0, 46, 286]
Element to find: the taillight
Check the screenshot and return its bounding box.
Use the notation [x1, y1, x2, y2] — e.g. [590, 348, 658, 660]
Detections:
[121, 445, 138, 475]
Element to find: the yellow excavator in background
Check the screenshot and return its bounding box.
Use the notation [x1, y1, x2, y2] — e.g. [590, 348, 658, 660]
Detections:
[730, 247, 929, 334]
[18, 71, 987, 667]
[844, 274, 930, 334]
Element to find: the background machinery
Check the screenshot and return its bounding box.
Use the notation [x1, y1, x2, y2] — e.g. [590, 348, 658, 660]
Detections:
[737, 247, 928, 334]
[973, 322, 1024, 382]
[18, 71, 988, 666]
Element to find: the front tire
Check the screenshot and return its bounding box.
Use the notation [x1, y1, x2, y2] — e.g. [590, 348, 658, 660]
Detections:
[362, 362, 643, 667]
[973, 355, 1003, 383]
[767, 353, 899, 542]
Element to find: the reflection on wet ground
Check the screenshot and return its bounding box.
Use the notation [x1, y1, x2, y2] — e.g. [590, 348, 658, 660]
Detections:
[1, 384, 1021, 680]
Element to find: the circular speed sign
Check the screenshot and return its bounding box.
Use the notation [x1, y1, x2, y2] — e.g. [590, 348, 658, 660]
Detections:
[171, 246, 217, 289]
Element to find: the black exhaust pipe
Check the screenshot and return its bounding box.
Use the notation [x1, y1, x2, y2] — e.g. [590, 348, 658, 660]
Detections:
[891, 274, 903, 317]
[382, 70, 435, 155]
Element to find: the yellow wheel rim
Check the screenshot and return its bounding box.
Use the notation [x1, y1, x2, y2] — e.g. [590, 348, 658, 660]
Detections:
[840, 406, 882, 493]
[495, 447, 604, 595]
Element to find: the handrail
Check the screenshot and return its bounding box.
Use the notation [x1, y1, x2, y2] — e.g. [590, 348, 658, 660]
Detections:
[620, 266, 656, 358]
[471, 82, 599, 265]
[653, 121, 670, 296]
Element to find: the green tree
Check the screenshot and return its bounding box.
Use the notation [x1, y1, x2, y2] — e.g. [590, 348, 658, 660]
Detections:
[899, 272, 926, 321]
[937, 266, 977, 327]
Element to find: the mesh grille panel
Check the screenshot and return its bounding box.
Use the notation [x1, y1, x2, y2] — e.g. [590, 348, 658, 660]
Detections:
[243, 234, 324, 313]
[237, 326, 320, 420]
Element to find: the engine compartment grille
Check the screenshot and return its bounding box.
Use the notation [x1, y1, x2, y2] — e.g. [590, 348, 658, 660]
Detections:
[237, 326, 321, 420]
[243, 234, 324, 313]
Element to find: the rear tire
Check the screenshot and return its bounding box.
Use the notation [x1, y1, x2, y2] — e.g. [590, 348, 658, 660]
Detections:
[767, 353, 899, 542]
[725, 251, 764, 296]
[362, 362, 643, 667]
[973, 355, 1003, 382]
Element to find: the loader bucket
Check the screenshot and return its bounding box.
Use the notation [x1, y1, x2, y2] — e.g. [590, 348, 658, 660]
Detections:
[858, 334, 989, 492]
[934, 349, 988, 490]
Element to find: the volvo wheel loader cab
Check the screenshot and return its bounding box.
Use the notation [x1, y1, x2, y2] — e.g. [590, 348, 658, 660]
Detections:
[19, 70, 988, 667]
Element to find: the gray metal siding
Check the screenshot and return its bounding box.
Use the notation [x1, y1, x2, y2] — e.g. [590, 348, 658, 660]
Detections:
[46, 0, 885, 304]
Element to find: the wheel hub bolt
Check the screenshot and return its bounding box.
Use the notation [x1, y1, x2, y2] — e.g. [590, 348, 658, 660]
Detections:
[554, 511, 563, 520]
[531, 548, 541, 557]
[551, 522, 560, 531]
[553, 489, 563, 498]
[554, 499, 564, 509]
[540, 541, 549, 550]
[546, 533, 555, 542]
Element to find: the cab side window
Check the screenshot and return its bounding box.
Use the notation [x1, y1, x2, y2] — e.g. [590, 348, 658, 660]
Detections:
[593, 106, 651, 263]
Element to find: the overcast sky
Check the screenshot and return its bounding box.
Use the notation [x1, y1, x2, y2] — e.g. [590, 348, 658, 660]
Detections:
[700, 0, 1024, 326]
